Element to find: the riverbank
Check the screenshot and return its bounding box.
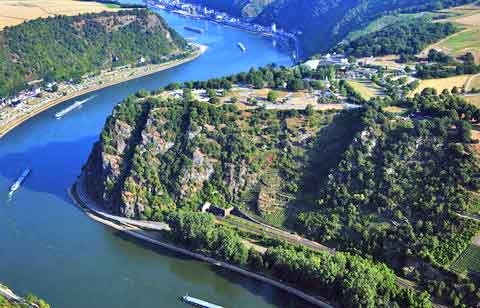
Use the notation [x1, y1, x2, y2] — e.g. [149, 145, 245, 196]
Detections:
[0, 45, 207, 139]
[69, 178, 333, 308]
[0, 284, 38, 308]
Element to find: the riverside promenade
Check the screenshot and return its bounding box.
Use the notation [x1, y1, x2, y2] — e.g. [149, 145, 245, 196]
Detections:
[70, 176, 334, 308]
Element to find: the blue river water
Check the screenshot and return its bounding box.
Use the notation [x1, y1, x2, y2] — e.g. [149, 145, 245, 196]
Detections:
[0, 6, 309, 308]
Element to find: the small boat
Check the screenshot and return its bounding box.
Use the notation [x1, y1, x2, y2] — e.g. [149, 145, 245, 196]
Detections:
[54, 95, 96, 119]
[184, 26, 204, 34]
[181, 294, 224, 308]
[237, 42, 246, 52]
[9, 168, 31, 195]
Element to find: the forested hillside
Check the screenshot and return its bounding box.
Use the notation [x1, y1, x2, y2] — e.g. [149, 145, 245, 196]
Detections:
[335, 18, 458, 57]
[185, 0, 476, 55]
[0, 9, 189, 97]
[82, 64, 480, 306]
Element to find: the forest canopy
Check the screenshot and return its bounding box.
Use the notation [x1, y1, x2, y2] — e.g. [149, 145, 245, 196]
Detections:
[0, 9, 188, 97]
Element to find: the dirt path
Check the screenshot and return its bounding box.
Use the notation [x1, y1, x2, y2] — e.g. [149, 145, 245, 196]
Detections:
[418, 28, 471, 58]
[465, 73, 480, 91]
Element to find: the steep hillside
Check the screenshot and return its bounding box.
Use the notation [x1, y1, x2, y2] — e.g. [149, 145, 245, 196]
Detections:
[82, 92, 342, 220]
[81, 65, 480, 306]
[0, 9, 189, 97]
[185, 0, 477, 55]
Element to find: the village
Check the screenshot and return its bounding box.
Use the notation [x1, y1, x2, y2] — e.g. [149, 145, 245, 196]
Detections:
[0, 47, 205, 135]
[146, 0, 300, 57]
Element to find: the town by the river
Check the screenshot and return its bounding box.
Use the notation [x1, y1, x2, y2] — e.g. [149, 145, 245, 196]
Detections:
[0, 5, 308, 308]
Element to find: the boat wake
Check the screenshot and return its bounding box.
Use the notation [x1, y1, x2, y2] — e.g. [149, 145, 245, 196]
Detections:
[7, 168, 31, 199]
[55, 95, 97, 119]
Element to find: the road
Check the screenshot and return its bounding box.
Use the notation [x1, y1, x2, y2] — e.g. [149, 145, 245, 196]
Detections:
[70, 179, 334, 308]
[74, 175, 422, 301]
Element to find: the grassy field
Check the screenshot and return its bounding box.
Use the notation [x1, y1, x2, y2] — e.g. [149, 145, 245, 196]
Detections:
[0, 0, 119, 29]
[464, 94, 480, 107]
[347, 79, 385, 100]
[450, 244, 480, 274]
[383, 106, 408, 114]
[435, 28, 480, 60]
[466, 74, 480, 91]
[411, 75, 471, 95]
[422, 4, 480, 62]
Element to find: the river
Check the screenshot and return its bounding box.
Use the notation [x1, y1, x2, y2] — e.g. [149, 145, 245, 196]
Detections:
[0, 6, 311, 308]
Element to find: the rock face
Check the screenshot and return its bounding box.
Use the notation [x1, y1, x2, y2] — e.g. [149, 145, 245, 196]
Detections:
[82, 94, 336, 220]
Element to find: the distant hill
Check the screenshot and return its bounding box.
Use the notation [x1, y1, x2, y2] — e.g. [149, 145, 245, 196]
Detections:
[185, 0, 477, 56]
[0, 9, 189, 97]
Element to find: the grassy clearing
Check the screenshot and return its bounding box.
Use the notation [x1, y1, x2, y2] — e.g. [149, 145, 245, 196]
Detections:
[383, 106, 408, 114]
[347, 79, 384, 100]
[422, 4, 480, 62]
[466, 74, 480, 91]
[0, 0, 118, 29]
[465, 95, 480, 107]
[411, 75, 471, 95]
[450, 244, 480, 274]
[437, 28, 480, 59]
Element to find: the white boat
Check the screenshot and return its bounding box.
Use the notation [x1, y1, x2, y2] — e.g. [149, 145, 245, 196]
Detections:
[181, 295, 224, 308]
[237, 42, 246, 52]
[54, 95, 96, 119]
[9, 168, 31, 195]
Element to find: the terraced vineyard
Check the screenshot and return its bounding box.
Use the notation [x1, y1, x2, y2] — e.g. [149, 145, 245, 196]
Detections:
[451, 244, 480, 273]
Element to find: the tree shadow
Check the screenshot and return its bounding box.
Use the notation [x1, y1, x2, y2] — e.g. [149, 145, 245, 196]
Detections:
[284, 110, 364, 224]
[112, 231, 312, 308]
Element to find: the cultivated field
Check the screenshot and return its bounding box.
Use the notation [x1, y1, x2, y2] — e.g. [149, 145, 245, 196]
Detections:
[422, 4, 480, 63]
[0, 0, 119, 29]
[411, 75, 472, 96]
[347, 79, 385, 100]
[450, 244, 480, 274]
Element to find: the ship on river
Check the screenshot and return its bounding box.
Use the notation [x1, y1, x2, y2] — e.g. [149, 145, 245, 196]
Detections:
[237, 42, 246, 52]
[184, 26, 204, 34]
[54, 96, 96, 119]
[181, 295, 224, 308]
[9, 168, 31, 196]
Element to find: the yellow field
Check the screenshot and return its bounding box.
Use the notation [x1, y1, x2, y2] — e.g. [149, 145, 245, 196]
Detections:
[466, 74, 480, 91]
[347, 79, 384, 100]
[0, 0, 119, 29]
[383, 106, 407, 113]
[411, 75, 472, 96]
[464, 95, 480, 107]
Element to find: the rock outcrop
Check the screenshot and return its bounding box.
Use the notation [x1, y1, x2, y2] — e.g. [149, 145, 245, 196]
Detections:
[81, 94, 338, 221]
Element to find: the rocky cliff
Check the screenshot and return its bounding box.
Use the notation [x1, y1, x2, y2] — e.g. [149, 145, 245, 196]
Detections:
[81, 93, 340, 222]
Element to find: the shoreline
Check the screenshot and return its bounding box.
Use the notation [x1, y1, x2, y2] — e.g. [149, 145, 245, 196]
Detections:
[0, 45, 207, 139]
[69, 178, 333, 308]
